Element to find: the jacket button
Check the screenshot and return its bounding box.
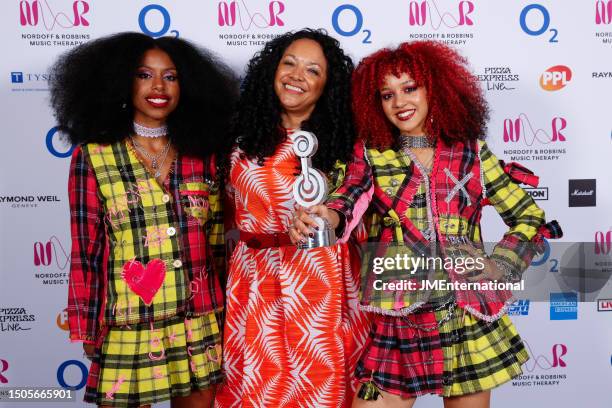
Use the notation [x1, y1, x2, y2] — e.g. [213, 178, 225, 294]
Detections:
[173, 259, 183, 268]
[442, 374, 452, 386]
[167, 227, 176, 236]
[162, 194, 170, 203]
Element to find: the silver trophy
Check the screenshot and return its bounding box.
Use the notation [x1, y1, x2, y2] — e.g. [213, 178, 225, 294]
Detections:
[291, 130, 337, 249]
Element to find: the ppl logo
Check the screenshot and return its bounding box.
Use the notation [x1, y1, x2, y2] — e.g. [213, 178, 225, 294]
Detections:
[596, 0, 612, 24]
[217, 0, 285, 29]
[595, 230, 611, 255]
[331, 5, 372, 44]
[550, 292, 578, 320]
[19, 0, 89, 29]
[598, 299, 612, 311]
[46, 127, 75, 158]
[34, 236, 71, 270]
[524, 342, 568, 372]
[540, 65, 572, 91]
[503, 114, 567, 145]
[57, 360, 88, 390]
[0, 359, 8, 384]
[138, 4, 179, 38]
[57, 308, 69, 331]
[519, 4, 559, 43]
[508, 299, 530, 316]
[408, 0, 474, 29]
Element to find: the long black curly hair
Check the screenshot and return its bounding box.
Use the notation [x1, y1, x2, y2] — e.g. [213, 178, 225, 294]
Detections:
[235, 28, 355, 172]
[49, 32, 238, 157]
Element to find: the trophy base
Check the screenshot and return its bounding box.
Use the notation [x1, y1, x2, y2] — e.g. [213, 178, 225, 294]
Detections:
[297, 228, 337, 249]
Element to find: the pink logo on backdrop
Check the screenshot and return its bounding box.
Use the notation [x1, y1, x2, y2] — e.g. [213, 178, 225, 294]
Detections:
[503, 114, 567, 145]
[595, 230, 612, 255]
[19, 0, 89, 29]
[33, 236, 70, 270]
[0, 360, 8, 384]
[596, 0, 612, 24]
[523, 342, 568, 372]
[408, 0, 474, 28]
[218, 0, 284, 29]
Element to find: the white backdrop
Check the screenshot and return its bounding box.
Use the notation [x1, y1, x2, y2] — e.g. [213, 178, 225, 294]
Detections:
[0, 1, 611, 407]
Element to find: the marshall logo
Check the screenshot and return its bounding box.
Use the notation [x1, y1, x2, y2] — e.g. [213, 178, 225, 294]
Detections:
[568, 179, 596, 207]
[598, 299, 612, 311]
[525, 187, 549, 200]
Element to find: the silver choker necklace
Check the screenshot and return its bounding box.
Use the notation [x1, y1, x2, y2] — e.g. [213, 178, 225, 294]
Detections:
[400, 135, 434, 149]
[133, 122, 168, 138]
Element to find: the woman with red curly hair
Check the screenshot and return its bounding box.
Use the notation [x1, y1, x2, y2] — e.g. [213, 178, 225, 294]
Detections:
[291, 41, 561, 407]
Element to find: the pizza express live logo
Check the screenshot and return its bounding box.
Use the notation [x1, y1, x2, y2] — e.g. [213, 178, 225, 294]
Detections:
[407, 0, 475, 46]
[18, 0, 91, 47]
[216, 0, 285, 47]
[476, 67, 519, 92]
[0, 307, 36, 333]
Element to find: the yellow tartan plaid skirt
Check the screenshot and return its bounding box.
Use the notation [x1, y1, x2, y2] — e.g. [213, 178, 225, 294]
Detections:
[84, 312, 222, 407]
[356, 304, 529, 398]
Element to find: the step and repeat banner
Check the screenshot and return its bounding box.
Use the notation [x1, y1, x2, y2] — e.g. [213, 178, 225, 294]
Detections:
[0, 1, 611, 407]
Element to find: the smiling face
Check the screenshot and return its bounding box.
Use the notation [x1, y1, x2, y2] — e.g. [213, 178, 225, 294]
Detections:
[379, 72, 429, 136]
[132, 48, 180, 127]
[273, 38, 328, 121]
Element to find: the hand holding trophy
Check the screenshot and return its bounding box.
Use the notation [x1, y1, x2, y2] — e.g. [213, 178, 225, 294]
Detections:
[290, 130, 337, 249]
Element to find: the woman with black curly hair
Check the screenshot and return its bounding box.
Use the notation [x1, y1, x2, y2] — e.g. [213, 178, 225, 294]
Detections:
[292, 41, 562, 407]
[215, 29, 370, 407]
[50, 32, 237, 407]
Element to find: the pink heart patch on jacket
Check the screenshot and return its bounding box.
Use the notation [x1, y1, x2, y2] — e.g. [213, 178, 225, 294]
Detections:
[122, 258, 166, 306]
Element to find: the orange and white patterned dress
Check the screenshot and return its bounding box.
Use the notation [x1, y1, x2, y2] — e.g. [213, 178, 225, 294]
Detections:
[215, 135, 370, 407]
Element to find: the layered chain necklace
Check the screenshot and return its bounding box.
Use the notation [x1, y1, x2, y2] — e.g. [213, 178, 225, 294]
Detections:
[130, 121, 171, 178]
[400, 135, 435, 172]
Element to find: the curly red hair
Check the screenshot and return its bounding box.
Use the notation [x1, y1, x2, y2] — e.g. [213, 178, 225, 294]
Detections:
[352, 41, 489, 149]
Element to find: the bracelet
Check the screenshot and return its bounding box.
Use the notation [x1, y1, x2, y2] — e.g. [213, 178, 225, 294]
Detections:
[492, 257, 521, 283]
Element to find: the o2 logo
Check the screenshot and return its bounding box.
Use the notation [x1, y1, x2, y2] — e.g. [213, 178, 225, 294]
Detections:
[595, 229, 612, 255]
[531, 238, 559, 273]
[519, 4, 558, 43]
[524, 342, 568, 372]
[408, 0, 474, 29]
[139, 4, 179, 38]
[503, 114, 567, 145]
[57, 308, 69, 331]
[331, 4, 371, 44]
[34, 236, 71, 270]
[19, 0, 89, 29]
[46, 127, 75, 158]
[540, 65, 572, 91]
[217, 1, 285, 29]
[0, 359, 8, 384]
[596, 0, 612, 24]
[57, 360, 88, 390]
